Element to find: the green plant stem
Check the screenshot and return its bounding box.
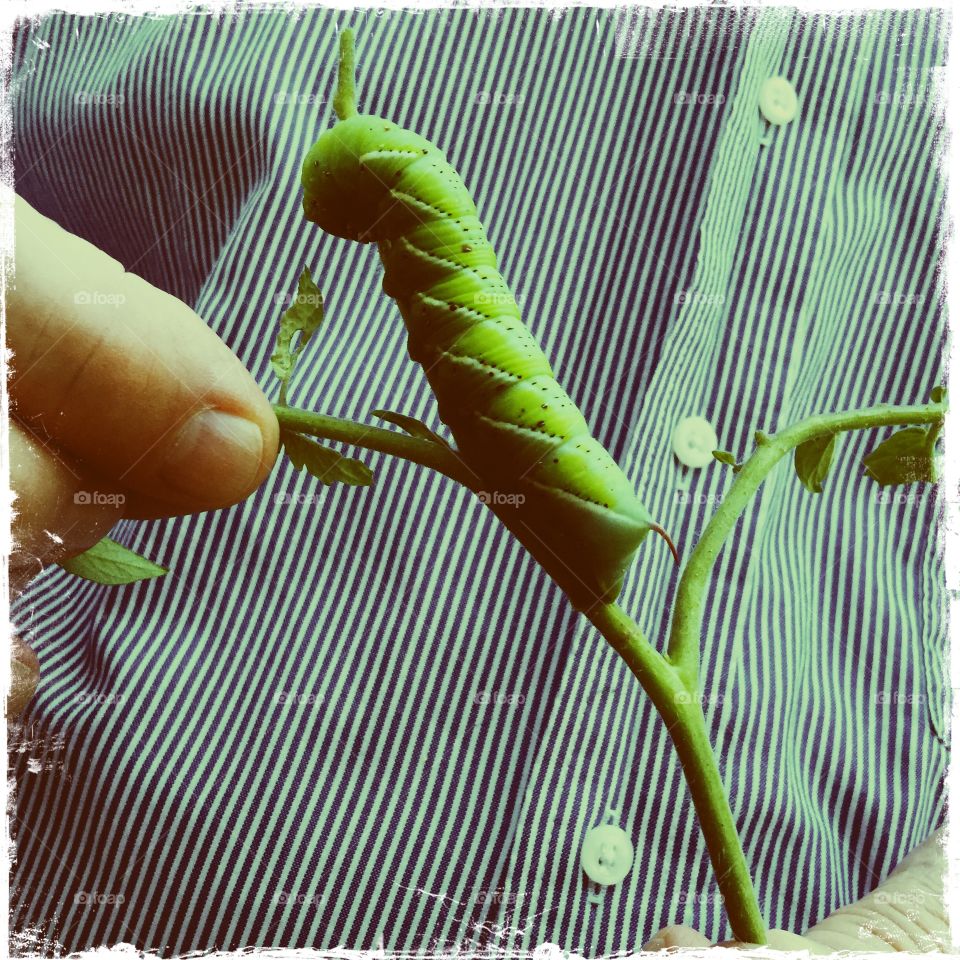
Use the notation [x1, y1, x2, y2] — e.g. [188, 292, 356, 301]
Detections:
[273, 404, 477, 488]
[586, 602, 767, 945]
[667, 401, 946, 683]
[925, 419, 943, 454]
[274, 398, 943, 946]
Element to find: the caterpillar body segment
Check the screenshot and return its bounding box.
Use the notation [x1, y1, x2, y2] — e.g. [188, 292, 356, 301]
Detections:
[302, 111, 666, 608]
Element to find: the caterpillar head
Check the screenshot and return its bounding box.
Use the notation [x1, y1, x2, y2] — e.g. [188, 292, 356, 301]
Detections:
[302, 116, 376, 241]
[301, 114, 436, 243]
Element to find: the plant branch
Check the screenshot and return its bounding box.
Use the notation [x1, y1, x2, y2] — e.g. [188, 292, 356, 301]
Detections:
[925, 419, 943, 455]
[273, 404, 477, 488]
[667, 400, 946, 687]
[273, 396, 942, 946]
[587, 602, 767, 945]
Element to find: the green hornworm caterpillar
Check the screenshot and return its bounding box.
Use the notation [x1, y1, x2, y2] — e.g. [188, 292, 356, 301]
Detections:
[301, 30, 675, 609]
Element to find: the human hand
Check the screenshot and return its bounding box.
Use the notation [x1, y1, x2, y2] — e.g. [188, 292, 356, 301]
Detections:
[643, 828, 949, 953]
[5, 192, 279, 716]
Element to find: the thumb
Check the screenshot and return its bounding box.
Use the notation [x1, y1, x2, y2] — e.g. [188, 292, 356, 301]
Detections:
[7, 193, 278, 516]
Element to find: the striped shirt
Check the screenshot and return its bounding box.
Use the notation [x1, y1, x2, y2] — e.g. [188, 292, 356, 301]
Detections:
[9, 5, 947, 955]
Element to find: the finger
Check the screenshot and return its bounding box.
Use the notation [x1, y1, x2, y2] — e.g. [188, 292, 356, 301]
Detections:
[7, 193, 279, 515]
[8, 418, 123, 592]
[643, 925, 712, 950]
[7, 636, 40, 720]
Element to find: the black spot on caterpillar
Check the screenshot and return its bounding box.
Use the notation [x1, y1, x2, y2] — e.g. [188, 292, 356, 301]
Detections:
[301, 30, 676, 609]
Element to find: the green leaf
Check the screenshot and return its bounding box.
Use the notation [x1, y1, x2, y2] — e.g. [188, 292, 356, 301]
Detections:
[270, 268, 325, 402]
[281, 429, 373, 486]
[862, 427, 938, 487]
[371, 409, 451, 447]
[930, 385, 946, 404]
[794, 433, 837, 494]
[59, 537, 167, 585]
[712, 449, 742, 472]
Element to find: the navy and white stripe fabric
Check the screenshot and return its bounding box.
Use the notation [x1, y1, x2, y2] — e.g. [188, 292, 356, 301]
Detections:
[9, 6, 947, 954]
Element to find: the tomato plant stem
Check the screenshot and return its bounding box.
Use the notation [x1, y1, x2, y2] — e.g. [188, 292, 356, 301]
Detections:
[274, 397, 944, 946]
[586, 601, 767, 944]
[273, 404, 478, 487]
[667, 400, 946, 682]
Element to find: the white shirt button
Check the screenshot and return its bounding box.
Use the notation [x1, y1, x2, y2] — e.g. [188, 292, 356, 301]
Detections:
[580, 823, 634, 886]
[759, 76, 798, 125]
[672, 416, 719, 468]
